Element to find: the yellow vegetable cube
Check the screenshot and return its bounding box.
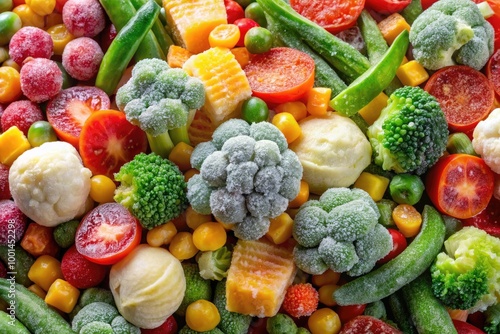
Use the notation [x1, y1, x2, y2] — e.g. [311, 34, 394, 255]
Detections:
[378, 13, 411, 45]
[45, 279, 80, 313]
[27, 255, 63, 291]
[0, 126, 31, 166]
[358, 92, 388, 125]
[28, 284, 47, 299]
[353, 172, 390, 202]
[396, 60, 429, 87]
[266, 212, 294, 245]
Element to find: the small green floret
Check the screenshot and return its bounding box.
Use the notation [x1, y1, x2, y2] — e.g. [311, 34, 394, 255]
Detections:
[114, 152, 188, 230]
[213, 280, 252, 334]
[176, 263, 213, 317]
[266, 313, 298, 334]
[367, 86, 449, 175]
[197, 245, 232, 281]
[484, 303, 500, 334]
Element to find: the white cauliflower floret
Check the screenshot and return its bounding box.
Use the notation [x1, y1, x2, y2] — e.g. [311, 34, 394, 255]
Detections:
[9, 141, 92, 227]
[473, 108, 500, 174]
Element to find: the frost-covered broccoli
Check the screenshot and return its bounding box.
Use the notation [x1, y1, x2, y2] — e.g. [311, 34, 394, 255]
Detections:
[266, 313, 298, 334]
[367, 86, 449, 175]
[176, 263, 213, 317]
[187, 119, 303, 240]
[292, 187, 392, 277]
[115, 58, 205, 158]
[431, 226, 500, 312]
[72, 302, 140, 334]
[114, 152, 188, 230]
[213, 279, 252, 334]
[409, 0, 494, 70]
[196, 245, 232, 281]
[484, 303, 500, 334]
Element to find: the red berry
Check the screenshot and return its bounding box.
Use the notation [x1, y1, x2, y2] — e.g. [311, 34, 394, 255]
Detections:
[140, 315, 178, 334]
[61, 245, 108, 289]
[62, 37, 103, 81]
[20, 58, 63, 103]
[1, 100, 44, 135]
[282, 283, 319, 318]
[0, 200, 28, 246]
[62, 0, 106, 38]
[0, 164, 10, 200]
[8, 26, 53, 66]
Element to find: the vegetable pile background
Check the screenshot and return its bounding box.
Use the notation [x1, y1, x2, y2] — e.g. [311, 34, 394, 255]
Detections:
[2, 0, 500, 333]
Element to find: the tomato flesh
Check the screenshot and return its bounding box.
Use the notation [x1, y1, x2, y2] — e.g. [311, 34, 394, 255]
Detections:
[75, 203, 142, 265]
[425, 154, 495, 219]
[365, 0, 412, 14]
[463, 196, 500, 237]
[486, 48, 500, 98]
[335, 304, 366, 325]
[340, 315, 402, 334]
[453, 319, 486, 334]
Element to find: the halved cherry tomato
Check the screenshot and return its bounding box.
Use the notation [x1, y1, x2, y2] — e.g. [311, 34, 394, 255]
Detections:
[234, 17, 259, 47]
[79, 109, 148, 179]
[376, 228, 407, 264]
[463, 196, 500, 237]
[453, 319, 486, 334]
[75, 203, 142, 265]
[335, 304, 366, 324]
[224, 0, 244, 24]
[140, 315, 178, 334]
[365, 0, 412, 14]
[424, 65, 495, 133]
[486, 48, 500, 98]
[289, 0, 365, 34]
[425, 154, 495, 219]
[421, 0, 438, 9]
[340, 315, 402, 334]
[243, 47, 315, 104]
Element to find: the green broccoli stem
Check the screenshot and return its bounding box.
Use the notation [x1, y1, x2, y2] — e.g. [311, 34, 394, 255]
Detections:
[168, 125, 191, 146]
[146, 131, 174, 158]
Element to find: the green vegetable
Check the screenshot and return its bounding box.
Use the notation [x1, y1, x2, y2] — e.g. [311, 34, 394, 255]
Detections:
[363, 300, 387, 320]
[333, 205, 446, 305]
[442, 215, 463, 239]
[69, 287, 116, 320]
[0, 12, 21, 46]
[367, 86, 449, 175]
[484, 303, 500, 334]
[187, 119, 303, 240]
[431, 226, 500, 312]
[72, 302, 139, 334]
[114, 152, 188, 230]
[329, 30, 409, 117]
[409, 0, 494, 70]
[292, 187, 392, 277]
[177, 263, 212, 317]
[0, 246, 33, 287]
[241, 97, 269, 124]
[196, 245, 232, 281]
[213, 280, 252, 334]
[245, 2, 267, 27]
[447, 132, 478, 156]
[256, 0, 371, 83]
[389, 173, 425, 205]
[376, 199, 397, 228]
[0, 278, 75, 334]
[0, 310, 30, 334]
[115, 58, 205, 157]
[386, 291, 418, 334]
[27, 120, 58, 147]
[53, 219, 79, 248]
[96, 0, 160, 96]
[401, 0, 423, 25]
[244, 26, 273, 54]
[178, 326, 224, 334]
[402, 273, 457, 334]
[266, 313, 298, 334]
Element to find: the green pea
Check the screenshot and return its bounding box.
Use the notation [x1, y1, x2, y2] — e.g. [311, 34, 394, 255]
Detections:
[0, 11, 21, 46]
[244, 26, 273, 54]
[27, 121, 58, 147]
[235, 0, 255, 8]
[242, 96, 269, 124]
[244, 2, 267, 27]
[389, 173, 425, 205]
[0, 0, 13, 13]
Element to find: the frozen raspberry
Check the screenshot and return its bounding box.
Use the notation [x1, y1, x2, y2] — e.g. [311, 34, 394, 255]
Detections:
[0, 164, 10, 200]
[1, 100, 44, 135]
[61, 245, 108, 289]
[62, 0, 106, 38]
[0, 200, 28, 246]
[8, 26, 53, 66]
[62, 37, 103, 81]
[282, 283, 319, 318]
[20, 58, 63, 103]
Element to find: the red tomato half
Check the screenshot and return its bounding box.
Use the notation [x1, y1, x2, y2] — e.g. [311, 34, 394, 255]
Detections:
[463, 196, 500, 237]
[486, 48, 500, 98]
[335, 304, 366, 324]
[365, 0, 412, 14]
[75, 203, 142, 265]
[425, 154, 495, 219]
[243, 47, 315, 104]
[234, 18, 259, 47]
[424, 66, 495, 133]
[376, 228, 407, 264]
[421, 0, 438, 9]
[453, 319, 486, 334]
[290, 0, 365, 34]
[340, 315, 403, 334]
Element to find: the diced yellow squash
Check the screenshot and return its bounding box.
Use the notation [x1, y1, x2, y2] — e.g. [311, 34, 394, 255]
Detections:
[226, 238, 297, 317]
[188, 109, 216, 146]
[358, 92, 388, 125]
[396, 60, 429, 87]
[0, 126, 31, 166]
[353, 172, 390, 202]
[378, 13, 411, 45]
[163, 0, 227, 54]
[45, 279, 80, 313]
[183, 47, 252, 127]
[167, 45, 193, 68]
[230, 47, 251, 68]
[266, 213, 294, 245]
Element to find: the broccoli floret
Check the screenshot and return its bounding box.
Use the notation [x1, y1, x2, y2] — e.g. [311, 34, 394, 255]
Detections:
[292, 187, 392, 277]
[80, 322, 114, 334]
[72, 302, 139, 334]
[111, 316, 140, 334]
[266, 313, 298, 334]
[115, 58, 205, 158]
[363, 300, 387, 320]
[213, 279, 252, 334]
[430, 226, 500, 312]
[484, 303, 500, 334]
[179, 326, 225, 334]
[196, 245, 232, 281]
[114, 152, 188, 230]
[367, 86, 449, 175]
[177, 263, 213, 317]
[187, 120, 303, 240]
[409, 0, 494, 70]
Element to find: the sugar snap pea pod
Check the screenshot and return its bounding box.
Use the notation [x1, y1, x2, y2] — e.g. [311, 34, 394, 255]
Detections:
[98, 0, 165, 61]
[96, 0, 160, 96]
[329, 29, 409, 117]
[386, 290, 418, 334]
[401, 0, 423, 25]
[333, 205, 446, 305]
[401, 273, 458, 334]
[0, 309, 30, 334]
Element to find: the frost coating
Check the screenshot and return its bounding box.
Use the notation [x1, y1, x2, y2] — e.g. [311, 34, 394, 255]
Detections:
[9, 141, 91, 227]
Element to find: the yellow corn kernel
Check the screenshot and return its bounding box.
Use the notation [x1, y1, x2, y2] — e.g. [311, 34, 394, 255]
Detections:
[230, 47, 250, 68]
[274, 101, 308, 122]
[306, 87, 332, 117]
[272, 112, 301, 144]
[400, 56, 409, 66]
[26, 0, 56, 16]
[378, 13, 411, 45]
[45, 279, 80, 313]
[169, 231, 199, 260]
[358, 92, 388, 125]
[167, 45, 193, 68]
[184, 168, 199, 182]
[192, 222, 227, 251]
[46, 24, 74, 56]
[209, 23, 240, 49]
[2, 59, 21, 72]
[147, 221, 178, 247]
[215, 217, 235, 230]
[185, 206, 213, 230]
[312, 269, 341, 287]
[12, 4, 45, 28]
[27, 255, 63, 291]
[353, 172, 390, 202]
[288, 180, 309, 209]
[169, 141, 193, 172]
[318, 284, 340, 307]
[0, 126, 31, 166]
[28, 284, 47, 299]
[396, 60, 429, 87]
[266, 212, 294, 245]
[393, 204, 422, 238]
